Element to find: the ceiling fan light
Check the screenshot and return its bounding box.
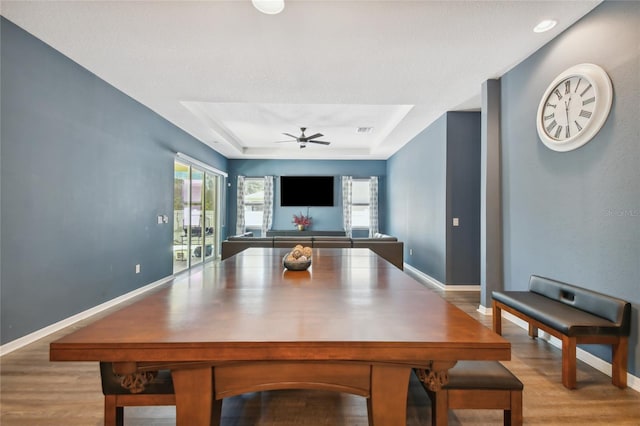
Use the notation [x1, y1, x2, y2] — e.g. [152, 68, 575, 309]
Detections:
[252, 0, 285, 15]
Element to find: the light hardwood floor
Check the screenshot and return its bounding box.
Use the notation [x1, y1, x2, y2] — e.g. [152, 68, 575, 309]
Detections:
[2, 262, 639, 425]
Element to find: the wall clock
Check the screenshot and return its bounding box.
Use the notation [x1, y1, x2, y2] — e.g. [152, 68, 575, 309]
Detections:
[536, 63, 613, 152]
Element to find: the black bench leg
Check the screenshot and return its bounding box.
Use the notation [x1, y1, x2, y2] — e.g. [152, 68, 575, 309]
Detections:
[116, 407, 124, 426]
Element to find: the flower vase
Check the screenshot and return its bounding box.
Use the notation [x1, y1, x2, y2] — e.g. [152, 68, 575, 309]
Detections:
[297, 225, 305, 231]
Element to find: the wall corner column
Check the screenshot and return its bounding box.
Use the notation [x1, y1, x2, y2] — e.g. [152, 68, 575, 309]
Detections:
[480, 79, 503, 310]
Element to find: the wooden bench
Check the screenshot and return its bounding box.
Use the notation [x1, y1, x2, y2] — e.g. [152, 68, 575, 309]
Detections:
[100, 362, 175, 426]
[492, 275, 631, 389]
[419, 361, 523, 426]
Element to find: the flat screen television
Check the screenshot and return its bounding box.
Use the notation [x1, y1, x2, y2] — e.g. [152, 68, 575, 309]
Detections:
[280, 176, 334, 207]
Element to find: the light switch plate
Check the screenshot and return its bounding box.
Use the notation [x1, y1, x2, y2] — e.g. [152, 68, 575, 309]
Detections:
[453, 218, 459, 226]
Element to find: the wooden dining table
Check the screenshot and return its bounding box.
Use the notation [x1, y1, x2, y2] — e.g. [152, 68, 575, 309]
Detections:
[50, 247, 510, 425]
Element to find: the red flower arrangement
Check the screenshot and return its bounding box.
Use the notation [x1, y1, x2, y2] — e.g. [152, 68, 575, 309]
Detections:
[292, 212, 312, 227]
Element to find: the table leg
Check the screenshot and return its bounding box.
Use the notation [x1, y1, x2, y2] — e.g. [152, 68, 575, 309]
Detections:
[367, 364, 411, 425]
[172, 366, 220, 426]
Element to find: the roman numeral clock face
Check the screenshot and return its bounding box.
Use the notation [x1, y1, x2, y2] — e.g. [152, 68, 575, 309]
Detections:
[536, 64, 613, 152]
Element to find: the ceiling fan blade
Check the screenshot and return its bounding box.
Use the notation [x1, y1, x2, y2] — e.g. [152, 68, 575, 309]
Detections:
[306, 133, 324, 140]
[282, 133, 299, 139]
[308, 140, 331, 145]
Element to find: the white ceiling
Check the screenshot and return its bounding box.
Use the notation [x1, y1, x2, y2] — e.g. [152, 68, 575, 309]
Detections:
[1, 0, 601, 160]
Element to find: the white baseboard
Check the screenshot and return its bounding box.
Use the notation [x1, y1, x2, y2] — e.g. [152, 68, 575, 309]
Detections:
[477, 304, 492, 315]
[500, 311, 640, 392]
[403, 263, 481, 292]
[0, 275, 174, 357]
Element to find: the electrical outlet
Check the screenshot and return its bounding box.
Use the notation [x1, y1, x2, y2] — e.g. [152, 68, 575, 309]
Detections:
[135, 264, 141, 274]
[453, 217, 460, 227]
[157, 215, 163, 224]
[409, 249, 413, 256]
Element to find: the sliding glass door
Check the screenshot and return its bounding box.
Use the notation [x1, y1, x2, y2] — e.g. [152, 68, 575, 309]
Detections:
[203, 173, 219, 261]
[189, 168, 204, 267]
[173, 160, 223, 274]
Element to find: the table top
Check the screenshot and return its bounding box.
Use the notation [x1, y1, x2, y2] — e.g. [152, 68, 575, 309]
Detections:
[50, 248, 510, 366]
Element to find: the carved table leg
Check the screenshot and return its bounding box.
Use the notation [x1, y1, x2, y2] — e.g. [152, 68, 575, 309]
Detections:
[415, 360, 456, 391]
[415, 361, 457, 426]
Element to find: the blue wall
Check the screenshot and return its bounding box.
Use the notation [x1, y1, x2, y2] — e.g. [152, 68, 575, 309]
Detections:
[500, 2, 639, 375]
[446, 112, 481, 285]
[387, 115, 448, 282]
[387, 112, 481, 286]
[0, 17, 228, 344]
[227, 160, 387, 237]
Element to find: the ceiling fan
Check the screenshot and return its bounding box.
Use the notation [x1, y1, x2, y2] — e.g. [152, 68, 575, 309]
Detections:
[277, 127, 331, 149]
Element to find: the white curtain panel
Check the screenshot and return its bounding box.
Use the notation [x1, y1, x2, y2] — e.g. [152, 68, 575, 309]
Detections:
[342, 176, 353, 238]
[369, 176, 379, 237]
[235, 175, 246, 235]
[262, 176, 274, 237]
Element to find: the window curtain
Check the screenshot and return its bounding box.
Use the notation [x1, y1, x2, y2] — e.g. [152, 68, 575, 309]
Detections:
[235, 175, 246, 235]
[261, 176, 274, 237]
[342, 176, 353, 238]
[368, 176, 379, 237]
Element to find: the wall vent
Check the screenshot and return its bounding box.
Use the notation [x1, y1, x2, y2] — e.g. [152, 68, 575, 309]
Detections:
[356, 127, 373, 134]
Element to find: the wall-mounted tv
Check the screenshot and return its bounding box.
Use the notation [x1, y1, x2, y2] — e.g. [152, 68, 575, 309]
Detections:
[280, 176, 334, 207]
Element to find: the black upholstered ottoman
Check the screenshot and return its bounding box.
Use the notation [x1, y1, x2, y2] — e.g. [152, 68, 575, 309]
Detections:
[420, 360, 523, 426]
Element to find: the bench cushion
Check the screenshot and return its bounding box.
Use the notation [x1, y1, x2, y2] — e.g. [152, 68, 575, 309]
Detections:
[445, 361, 523, 391]
[492, 291, 627, 337]
[529, 275, 630, 328]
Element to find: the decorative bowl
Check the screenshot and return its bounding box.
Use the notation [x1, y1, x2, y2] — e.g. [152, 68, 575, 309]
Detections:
[283, 255, 311, 271]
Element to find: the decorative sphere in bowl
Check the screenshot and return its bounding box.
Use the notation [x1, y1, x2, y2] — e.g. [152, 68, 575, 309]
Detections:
[283, 245, 312, 271]
[283, 256, 311, 271]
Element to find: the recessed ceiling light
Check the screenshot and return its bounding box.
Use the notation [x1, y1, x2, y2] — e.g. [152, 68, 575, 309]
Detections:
[252, 0, 285, 15]
[534, 19, 557, 33]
